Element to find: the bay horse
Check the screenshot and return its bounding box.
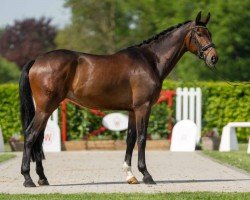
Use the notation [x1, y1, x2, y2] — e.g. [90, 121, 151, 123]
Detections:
[19, 11, 218, 187]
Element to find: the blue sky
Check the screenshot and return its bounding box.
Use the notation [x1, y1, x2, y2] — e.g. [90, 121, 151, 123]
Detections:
[0, 0, 71, 29]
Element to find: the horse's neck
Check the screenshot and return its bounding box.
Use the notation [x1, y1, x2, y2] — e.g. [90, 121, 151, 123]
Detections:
[143, 25, 190, 81]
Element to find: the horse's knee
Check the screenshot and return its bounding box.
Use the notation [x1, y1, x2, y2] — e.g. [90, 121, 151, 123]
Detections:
[137, 135, 146, 147]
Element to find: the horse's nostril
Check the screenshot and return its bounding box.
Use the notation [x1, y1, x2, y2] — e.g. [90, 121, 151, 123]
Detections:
[211, 56, 217, 64]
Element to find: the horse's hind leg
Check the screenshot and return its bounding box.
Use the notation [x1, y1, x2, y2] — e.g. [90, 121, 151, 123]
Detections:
[35, 130, 49, 186]
[123, 111, 139, 184]
[21, 110, 50, 187]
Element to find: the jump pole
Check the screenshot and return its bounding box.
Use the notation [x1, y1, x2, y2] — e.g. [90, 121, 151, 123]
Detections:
[61, 100, 67, 142]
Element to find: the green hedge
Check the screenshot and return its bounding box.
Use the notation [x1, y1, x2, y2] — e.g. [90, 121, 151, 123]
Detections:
[162, 81, 250, 141]
[0, 81, 249, 142]
[0, 84, 21, 142]
[65, 102, 170, 140]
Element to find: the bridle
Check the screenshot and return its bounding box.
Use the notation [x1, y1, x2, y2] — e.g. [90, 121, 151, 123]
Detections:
[189, 26, 215, 60]
[188, 26, 250, 86]
[187, 26, 250, 86]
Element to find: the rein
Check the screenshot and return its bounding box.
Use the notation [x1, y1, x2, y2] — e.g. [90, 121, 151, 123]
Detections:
[207, 66, 250, 87]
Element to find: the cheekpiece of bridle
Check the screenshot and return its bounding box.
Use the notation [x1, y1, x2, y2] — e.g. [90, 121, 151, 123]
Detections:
[189, 26, 215, 60]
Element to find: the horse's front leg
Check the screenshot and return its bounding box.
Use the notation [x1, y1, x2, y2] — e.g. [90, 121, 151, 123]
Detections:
[135, 102, 156, 184]
[123, 111, 139, 184]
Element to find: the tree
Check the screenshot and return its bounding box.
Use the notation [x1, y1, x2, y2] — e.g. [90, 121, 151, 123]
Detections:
[56, 0, 179, 54]
[56, 0, 117, 54]
[0, 17, 57, 69]
[56, 0, 250, 81]
[0, 28, 4, 37]
[0, 56, 20, 84]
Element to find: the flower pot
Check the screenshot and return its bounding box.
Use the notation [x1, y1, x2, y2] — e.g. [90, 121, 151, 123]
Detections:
[62, 141, 87, 151]
[146, 140, 170, 150]
[202, 136, 220, 150]
[115, 140, 126, 150]
[62, 139, 171, 151]
[9, 141, 24, 151]
[87, 140, 115, 150]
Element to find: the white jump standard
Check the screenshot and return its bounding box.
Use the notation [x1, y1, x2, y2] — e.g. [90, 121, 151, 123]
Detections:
[219, 122, 250, 152]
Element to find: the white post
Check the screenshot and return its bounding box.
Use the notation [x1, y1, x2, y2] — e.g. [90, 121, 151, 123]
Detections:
[52, 109, 58, 124]
[189, 88, 195, 122]
[43, 109, 61, 152]
[219, 125, 239, 152]
[176, 88, 182, 122]
[182, 87, 188, 120]
[195, 88, 202, 143]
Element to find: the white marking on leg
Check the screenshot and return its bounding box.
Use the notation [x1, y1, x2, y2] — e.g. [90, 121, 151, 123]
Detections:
[123, 162, 135, 181]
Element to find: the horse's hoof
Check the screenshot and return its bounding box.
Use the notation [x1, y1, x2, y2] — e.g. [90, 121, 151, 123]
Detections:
[23, 179, 36, 187]
[143, 175, 156, 185]
[127, 176, 139, 184]
[38, 179, 49, 186]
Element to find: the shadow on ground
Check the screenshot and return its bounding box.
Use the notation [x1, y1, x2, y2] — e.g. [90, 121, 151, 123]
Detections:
[50, 178, 250, 187]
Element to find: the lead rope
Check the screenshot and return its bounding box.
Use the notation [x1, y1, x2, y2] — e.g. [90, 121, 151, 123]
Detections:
[206, 65, 250, 87]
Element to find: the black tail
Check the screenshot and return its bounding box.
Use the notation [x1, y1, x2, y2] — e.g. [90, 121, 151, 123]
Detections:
[19, 60, 35, 134]
[19, 60, 44, 162]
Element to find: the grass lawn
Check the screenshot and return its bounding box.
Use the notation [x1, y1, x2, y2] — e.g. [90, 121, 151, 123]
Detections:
[203, 143, 250, 173]
[0, 193, 250, 200]
[0, 153, 16, 163]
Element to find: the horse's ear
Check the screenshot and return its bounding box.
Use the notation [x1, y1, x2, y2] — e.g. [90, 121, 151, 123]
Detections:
[195, 11, 202, 24]
[203, 12, 211, 25]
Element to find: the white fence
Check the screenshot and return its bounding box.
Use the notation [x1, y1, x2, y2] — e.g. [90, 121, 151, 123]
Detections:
[176, 87, 202, 143]
[43, 109, 61, 152]
[51, 109, 58, 124]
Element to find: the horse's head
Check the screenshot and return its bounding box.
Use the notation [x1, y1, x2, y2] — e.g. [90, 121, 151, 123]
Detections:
[186, 11, 218, 67]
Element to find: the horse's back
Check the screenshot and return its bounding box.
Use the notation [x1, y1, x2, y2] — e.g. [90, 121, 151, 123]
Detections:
[68, 51, 136, 110]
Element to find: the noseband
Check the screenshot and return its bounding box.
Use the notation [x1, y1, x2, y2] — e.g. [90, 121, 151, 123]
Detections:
[189, 26, 215, 60]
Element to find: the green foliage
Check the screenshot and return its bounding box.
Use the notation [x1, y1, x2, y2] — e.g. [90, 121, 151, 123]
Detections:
[0, 84, 21, 142]
[56, 0, 117, 54]
[57, 0, 250, 82]
[149, 103, 171, 139]
[65, 101, 171, 141]
[0, 82, 249, 142]
[0, 57, 20, 84]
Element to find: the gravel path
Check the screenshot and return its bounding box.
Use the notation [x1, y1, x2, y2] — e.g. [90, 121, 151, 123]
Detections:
[0, 151, 249, 193]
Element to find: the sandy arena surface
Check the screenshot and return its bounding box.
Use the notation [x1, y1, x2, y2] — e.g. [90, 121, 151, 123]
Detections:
[0, 151, 249, 193]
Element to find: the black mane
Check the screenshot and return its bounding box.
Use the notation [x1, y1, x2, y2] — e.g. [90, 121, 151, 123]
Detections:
[136, 20, 192, 47]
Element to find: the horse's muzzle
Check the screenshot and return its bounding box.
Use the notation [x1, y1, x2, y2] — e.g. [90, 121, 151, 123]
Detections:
[205, 48, 218, 67]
